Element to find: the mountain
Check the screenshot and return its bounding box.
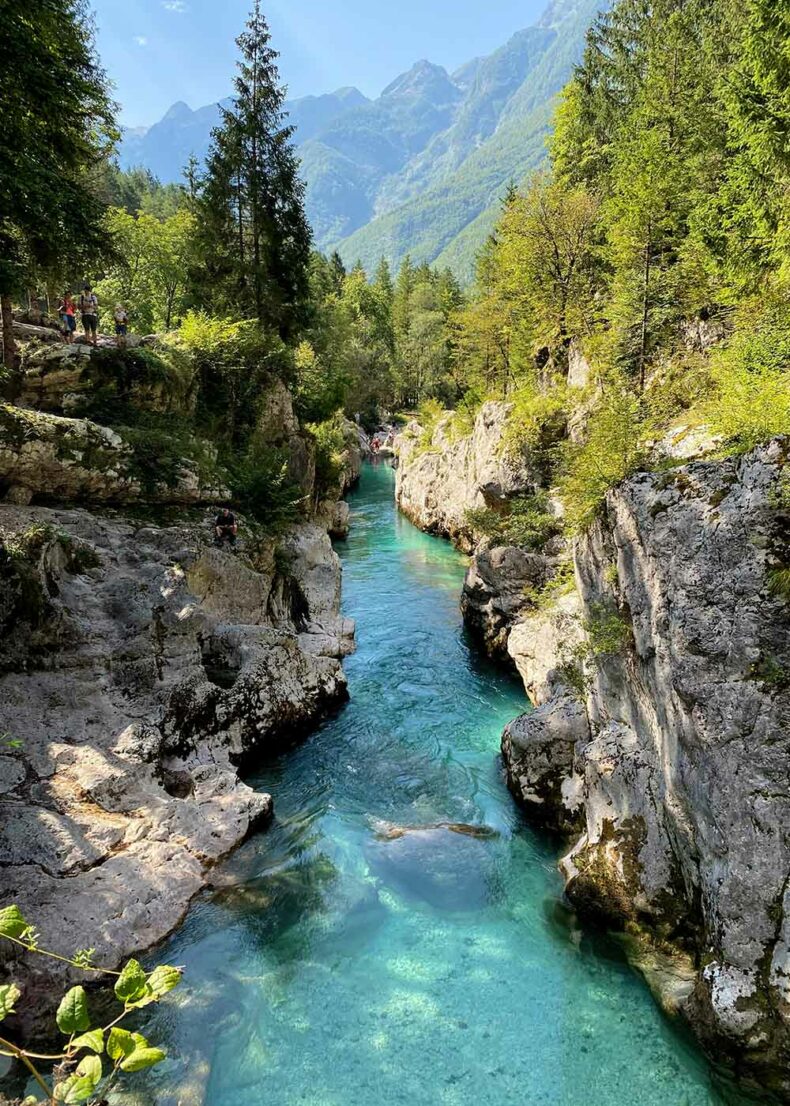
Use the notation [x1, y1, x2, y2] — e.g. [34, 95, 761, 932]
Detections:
[118, 0, 603, 277]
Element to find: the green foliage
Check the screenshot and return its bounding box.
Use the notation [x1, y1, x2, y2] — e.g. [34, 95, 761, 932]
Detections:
[56, 987, 90, 1034]
[464, 493, 561, 551]
[505, 379, 569, 469]
[584, 603, 633, 656]
[293, 339, 348, 424]
[704, 292, 790, 452]
[193, 3, 311, 338]
[0, 0, 116, 359]
[95, 207, 198, 333]
[78, 345, 196, 418]
[560, 387, 648, 532]
[3, 524, 100, 576]
[768, 568, 790, 604]
[0, 984, 20, 1022]
[308, 416, 347, 501]
[96, 165, 187, 221]
[524, 561, 577, 611]
[414, 399, 445, 449]
[749, 654, 790, 691]
[169, 311, 289, 447]
[0, 904, 181, 1103]
[228, 441, 302, 531]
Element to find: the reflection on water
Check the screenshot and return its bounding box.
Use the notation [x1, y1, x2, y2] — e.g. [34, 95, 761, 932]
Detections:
[125, 461, 743, 1106]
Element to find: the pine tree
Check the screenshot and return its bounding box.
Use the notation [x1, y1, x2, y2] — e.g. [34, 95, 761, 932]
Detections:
[196, 0, 311, 338]
[0, 0, 115, 371]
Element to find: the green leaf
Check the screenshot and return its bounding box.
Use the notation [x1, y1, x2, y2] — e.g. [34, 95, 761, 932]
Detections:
[58, 1074, 98, 1104]
[107, 1026, 136, 1061]
[120, 1046, 166, 1072]
[113, 958, 149, 1005]
[56, 986, 90, 1034]
[0, 982, 20, 1021]
[146, 964, 182, 999]
[0, 905, 28, 939]
[71, 1027, 103, 1053]
[76, 1054, 102, 1083]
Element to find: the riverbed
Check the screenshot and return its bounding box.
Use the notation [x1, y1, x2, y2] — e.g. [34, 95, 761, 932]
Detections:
[128, 461, 738, 1106]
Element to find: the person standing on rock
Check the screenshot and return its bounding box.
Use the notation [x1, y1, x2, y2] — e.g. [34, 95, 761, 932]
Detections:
[79, 283, 99, 346]
[58, 291, 76, 344]
[114, 303, 128, 348]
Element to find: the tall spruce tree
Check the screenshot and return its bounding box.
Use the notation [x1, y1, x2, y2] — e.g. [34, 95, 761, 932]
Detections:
[0, 0, 115, 371]
[197, 1, 311, 338]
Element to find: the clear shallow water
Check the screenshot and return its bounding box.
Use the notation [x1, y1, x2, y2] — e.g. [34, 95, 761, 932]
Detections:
[127, 461, 739, 1106]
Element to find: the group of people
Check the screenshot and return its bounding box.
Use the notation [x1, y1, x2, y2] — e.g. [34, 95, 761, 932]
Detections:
[57, 285, 129, 348]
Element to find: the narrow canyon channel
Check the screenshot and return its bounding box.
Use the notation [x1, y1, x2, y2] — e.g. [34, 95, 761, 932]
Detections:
[129, 462, 744, 1106]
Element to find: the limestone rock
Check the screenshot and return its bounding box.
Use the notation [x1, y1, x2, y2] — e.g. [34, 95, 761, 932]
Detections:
[506, 589, 585, 705]
[18, 341, 182, 415]
[0, 503, 351, 1013]
[0, 404, 225, 505]
[501, 437, 790, 1089]
[502, 694, 588, 833]
[461, 543, 552, 658]
[395, 401, 535, 550]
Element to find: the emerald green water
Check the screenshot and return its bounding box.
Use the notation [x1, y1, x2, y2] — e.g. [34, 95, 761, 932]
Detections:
[128, 461, 737, 1106]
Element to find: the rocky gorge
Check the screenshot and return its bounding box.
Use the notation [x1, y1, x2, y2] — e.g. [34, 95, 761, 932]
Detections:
[396, 402, 790, 1096]
[0, 327, 366, 1022]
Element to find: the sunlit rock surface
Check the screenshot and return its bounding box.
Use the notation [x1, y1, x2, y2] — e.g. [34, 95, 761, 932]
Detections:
[0, 505, 349, 1010]
[502, 438, 790, 1092]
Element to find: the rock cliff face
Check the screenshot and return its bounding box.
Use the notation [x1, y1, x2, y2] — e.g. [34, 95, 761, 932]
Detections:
[395, 403, 534, 550]
[0, 338, 357, 1014]
[504, 439, 790, 1094]
[397, 405, 790, 1093]
[395, 402, 552, 658]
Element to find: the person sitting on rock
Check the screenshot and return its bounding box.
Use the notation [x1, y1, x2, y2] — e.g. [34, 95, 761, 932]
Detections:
[114, 303, 128, 349]
[79, 284, 99, 346]
[58, 292, 76, 344]
[214, 507, 238, 547]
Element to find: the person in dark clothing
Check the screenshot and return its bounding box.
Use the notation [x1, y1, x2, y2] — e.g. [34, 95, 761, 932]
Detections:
[214, 507, 237, 546]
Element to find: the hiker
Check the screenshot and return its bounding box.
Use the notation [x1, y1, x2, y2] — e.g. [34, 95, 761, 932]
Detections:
[214, 507, 237, 547]
[79, 283, 99, 346]
[114, 303, 128, 349]
[58, 292, 76, 344]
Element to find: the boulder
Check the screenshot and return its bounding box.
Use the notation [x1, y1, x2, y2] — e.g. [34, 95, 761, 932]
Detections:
[461, 543, 553, 658]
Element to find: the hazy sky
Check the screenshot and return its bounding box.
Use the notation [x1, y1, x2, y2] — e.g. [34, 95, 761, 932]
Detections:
[92, 0, 548, 126]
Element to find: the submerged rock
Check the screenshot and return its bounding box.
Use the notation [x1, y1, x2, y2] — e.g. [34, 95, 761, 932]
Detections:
[366, 823, 500, 911]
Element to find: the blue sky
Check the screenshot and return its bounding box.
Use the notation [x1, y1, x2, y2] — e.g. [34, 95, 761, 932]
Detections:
[92, 0, 548, 126]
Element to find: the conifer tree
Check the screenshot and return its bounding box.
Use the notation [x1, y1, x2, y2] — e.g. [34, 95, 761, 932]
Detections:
[196, 0, 311, 338]
[0, 0, 115, 371]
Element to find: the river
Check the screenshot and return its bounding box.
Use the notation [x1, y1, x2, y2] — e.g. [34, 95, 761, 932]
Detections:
[127, 460, 739, 1106]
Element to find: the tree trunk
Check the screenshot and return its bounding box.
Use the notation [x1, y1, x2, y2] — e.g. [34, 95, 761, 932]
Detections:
[1, 292, 16, 373]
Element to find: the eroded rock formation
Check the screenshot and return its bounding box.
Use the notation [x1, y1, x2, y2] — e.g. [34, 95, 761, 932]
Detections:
[397, 400, 790, 1093]
[0, 336, 358, 1016]
[395, 402, 556, 659]
[507, 441, 790, 1093]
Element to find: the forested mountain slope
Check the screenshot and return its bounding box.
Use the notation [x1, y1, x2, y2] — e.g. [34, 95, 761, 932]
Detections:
[118, 0, 603, 276]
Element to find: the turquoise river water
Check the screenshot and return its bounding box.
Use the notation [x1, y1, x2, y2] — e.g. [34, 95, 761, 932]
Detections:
[127, 461, 743, 1106]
